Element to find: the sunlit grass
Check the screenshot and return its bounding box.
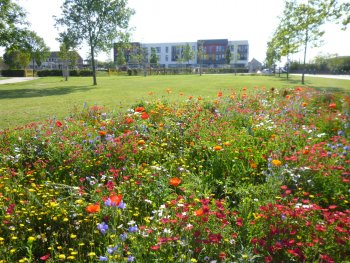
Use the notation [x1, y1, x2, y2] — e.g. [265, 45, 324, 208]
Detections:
[0, 74, 349, 129]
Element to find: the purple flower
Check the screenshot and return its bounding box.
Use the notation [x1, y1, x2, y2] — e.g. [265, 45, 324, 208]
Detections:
[120, 233, 127, 241]
[99, 256, 108, 261]
[97, 222, 108, 234]
[107, 245, 118, 254]
[118, 201, 126, 209]
[128, 225, 138, 233]
[127, 255, 135, 262]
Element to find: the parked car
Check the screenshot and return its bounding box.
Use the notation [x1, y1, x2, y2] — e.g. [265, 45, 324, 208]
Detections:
[260, 69, 273, 74]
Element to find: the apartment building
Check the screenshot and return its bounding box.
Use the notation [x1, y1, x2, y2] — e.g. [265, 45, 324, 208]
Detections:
[114, 39, 249, 68]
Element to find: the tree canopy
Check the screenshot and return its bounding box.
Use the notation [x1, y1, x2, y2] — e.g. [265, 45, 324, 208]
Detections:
[0, 0, 27, 48]
[269, 0, 349, 84]
[55, 0, 134, 85]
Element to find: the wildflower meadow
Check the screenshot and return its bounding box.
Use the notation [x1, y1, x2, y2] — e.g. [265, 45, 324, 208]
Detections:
[0, 85, 349, 262]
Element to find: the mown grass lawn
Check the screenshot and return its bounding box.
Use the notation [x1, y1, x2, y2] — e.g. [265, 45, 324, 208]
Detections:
[0, 74, 349, 129]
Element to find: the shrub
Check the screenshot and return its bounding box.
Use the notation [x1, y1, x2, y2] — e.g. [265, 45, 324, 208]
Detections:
[1, 69, 26, 77]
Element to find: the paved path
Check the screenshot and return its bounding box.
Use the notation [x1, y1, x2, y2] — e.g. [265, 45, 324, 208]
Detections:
[291, 74, 350, 80]
[0, 77, 39, 85]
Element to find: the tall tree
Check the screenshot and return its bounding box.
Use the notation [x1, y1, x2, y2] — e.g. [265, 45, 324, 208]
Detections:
[55, 0, 134, 85]
[277, 0, 345, 84]
[182, 43, 194, 67]
[58, 32, 79, 81]
[225, 46, 232, 67]
[197, 41, 204, 76]
[3, 49, 31, 69]
[19, 31, 51, 71]
[0, 0, 27, 48]
[150, 47, 158, 66]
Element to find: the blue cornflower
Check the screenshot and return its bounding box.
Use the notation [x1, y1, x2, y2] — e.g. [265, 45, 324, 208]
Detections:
[128, 225, 138, 233]
[99, 256, 108, 261]
[127, 255, 135, 262]
[97, 222, 108, 234]
[120, 233, 128, 241]
[118, 201, 126, 209]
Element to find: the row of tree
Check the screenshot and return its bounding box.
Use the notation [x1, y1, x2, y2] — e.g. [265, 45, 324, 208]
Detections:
[265, 0, 349, 83]
[1, 0, 135, 85]
[289, 54, 350, 73]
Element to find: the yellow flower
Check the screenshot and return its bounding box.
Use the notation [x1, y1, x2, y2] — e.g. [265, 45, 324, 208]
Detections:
[58, 254, 66, 259]
[70, 234, 77, 239]
[27, 236, 36, 242]
[88, 252, 96, 257]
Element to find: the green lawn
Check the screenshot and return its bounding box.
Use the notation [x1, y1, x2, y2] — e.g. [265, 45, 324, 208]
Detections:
[1, 74, 349, 129]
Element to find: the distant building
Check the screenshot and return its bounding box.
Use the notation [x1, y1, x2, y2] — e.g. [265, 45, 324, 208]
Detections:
[248, 58, 262, 73]
[114, 39, 249, 68]
[29, 51, 84, 70]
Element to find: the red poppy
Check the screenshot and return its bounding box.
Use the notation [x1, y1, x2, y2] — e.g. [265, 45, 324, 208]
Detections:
[150, 245, 160, 251]
[39, 254, 50, 261]
[135, 106, 145, 112]
[218, 252, 226, 260]
[217, 91, 223, 97]
[141, 112, 149, 120]
[169, 177, 181, 187]
[55, 121, 63, 127]
[85, 203, 100, 213]
[329, 103, 336, 109]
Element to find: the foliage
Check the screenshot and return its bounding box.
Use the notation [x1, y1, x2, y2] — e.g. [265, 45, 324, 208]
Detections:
[225, 47, 232, 66]
[0, 85, 349, 262]
[3, 49, 31, 69]
[182, 43, 194, 65]
[0, 0, 27, 48]
[0, 69, 26, 77]
[272, 0, 346, 84]
[150, 47, 158, 65]
[36, 69, 93, 77]
[55, 0, 134, 85]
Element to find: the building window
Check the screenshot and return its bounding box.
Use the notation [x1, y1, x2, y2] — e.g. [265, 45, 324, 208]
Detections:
[165, 46, 169, 53]
[230, 45, 234, 52]
[165, 55, 168, 61]
[156, 47, 161, 53]
[237, 45, 248, 60]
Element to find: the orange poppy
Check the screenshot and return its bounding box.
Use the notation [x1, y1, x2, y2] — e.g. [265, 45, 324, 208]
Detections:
[194, 208, 204, 216]
[135, 107, 145, 112]
[85, 203, 100, 213]
[169, 177, 181, 187]
[98, 130, 107, 137]
[213, 145, 222, 151]
[110, 194, 122, 206]
[138, 140, 145, 145]
[217, 91, 223, 97]
[271, 159, 282, 167]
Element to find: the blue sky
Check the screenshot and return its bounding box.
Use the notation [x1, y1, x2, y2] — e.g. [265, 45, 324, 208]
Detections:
[11, 0, 350, 63]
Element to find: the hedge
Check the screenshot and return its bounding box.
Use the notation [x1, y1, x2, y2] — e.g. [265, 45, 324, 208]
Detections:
[36, 70, 93, 77]
[1, 69, 26, 77]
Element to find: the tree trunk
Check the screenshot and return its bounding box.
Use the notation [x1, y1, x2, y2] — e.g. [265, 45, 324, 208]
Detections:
[91, 45, 97, 85]
[302, 27, 308, 85]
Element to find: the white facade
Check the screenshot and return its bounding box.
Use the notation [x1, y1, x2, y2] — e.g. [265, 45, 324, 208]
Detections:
[124, 39, 249, 68]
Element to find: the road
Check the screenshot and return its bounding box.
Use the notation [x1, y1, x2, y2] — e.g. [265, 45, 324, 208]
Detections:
[291, 74, 350, 80]
[0, 77, 39, 85]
